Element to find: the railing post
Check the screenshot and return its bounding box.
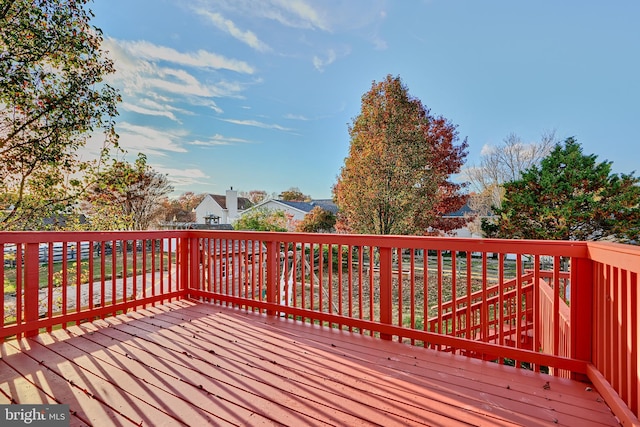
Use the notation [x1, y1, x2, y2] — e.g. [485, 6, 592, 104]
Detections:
[25, 243, 39, 337]
[571, 256, 593, 381]
[379, 247, 392, 340]
[266, 240, 278, 315]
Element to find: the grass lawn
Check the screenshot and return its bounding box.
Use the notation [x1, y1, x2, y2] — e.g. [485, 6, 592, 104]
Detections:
[3, 250, 176, 294]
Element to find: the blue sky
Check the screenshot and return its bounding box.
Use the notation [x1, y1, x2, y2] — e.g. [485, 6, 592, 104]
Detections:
[88, 0, 640, 199]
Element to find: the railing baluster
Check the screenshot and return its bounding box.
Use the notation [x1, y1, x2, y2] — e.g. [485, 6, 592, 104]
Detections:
[436, 250, 443, 346]
[47, 242, 54, 331]
[150, 239, 156, 304]
[498, 253, 505, 349]
[88, 240, 94, 312]
[397, 247, 402, 342]
[0, 244, 4, 330]
[451, 251, 457, 349]
[409, 249, 415, 345]
[465, 251, 472, 342]
[266, 240, 278, 316]
[75, 241, 82, 322]
[379, 246, 392, 341]
[370, 246, 376, 336]
[328, 243, 333, 316]
[358, 245, 364, 329]
[481, 252, 487, 346]
[337, 244, 343, 324]
[631, 271, 638, 416]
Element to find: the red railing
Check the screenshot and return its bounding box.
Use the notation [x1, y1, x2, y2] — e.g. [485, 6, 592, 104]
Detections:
[1, 230, 638, 424]
[587, 242, 640, 425]
[0, 231, 190, 339]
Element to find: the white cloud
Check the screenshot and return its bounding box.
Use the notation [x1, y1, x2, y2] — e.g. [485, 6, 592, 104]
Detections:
[115, 39, 255, 74]
[284, 113, 309, 121]
[116, 122, 188, 156]
[156, 167, 208, 178]
[186, 98, 224, 114]
[270, 0, 330, 31]
[196, 9, 270, 52]
[189, 134, 252, 146]
[372, 36, 388, 50]
[139, 98, 192, 115]
[121, 101, 180, 122]
[153, 165, 210, 188]
[480, 143, 496, 156]
[220, 118, 292, 131]
[102, 38, 247, 118]
[312, 49, 337, 71]
[145, 75, 213, 98]
[207, 0, 330, 31]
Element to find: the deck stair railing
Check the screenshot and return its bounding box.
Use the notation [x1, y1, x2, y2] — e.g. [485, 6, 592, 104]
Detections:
[427, 272, 536, 354]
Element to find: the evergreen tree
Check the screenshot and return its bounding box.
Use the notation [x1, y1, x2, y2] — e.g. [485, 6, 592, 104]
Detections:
[490, 138, 640, 242]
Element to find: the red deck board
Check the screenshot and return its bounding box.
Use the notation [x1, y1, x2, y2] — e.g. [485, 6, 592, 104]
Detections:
[118, 304, 610, 426]
[31, 329, 281, 426]
[147, 302, 618, 426]
[1, 340, 130, 426]
[172, 303, 604, 405]
[1, 300, 620, 427]
[89, 316, 464, 426]
[90, 314, 502, 426]
[65, 324, 363, 426]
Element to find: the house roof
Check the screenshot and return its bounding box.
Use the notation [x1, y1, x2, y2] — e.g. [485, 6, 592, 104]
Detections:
[209, 194, 253, 210]
[245, 199, 339, 216]
[308, 199, 339, 214]
[275, 199, 339, 214]
[277, 200, 315, 213]
[443, 202, 495, 218]
[444, 203, 475, 217]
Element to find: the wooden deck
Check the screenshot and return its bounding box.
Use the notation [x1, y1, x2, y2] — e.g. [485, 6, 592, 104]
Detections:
[1, 300, 619, 427]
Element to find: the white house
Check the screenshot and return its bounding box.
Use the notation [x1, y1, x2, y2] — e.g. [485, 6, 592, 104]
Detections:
[194, 188, 253, 225]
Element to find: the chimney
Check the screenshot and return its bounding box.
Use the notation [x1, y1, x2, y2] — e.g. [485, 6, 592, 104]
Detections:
[226, 187, 238, 223]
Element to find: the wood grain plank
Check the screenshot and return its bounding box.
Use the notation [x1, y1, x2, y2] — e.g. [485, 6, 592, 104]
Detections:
[151, 303, 618, 425]
[6, 338, 223, 426]
[1, 301, 621, 427]
[2, 341, 126, 426]
[86, 316, 464, 426]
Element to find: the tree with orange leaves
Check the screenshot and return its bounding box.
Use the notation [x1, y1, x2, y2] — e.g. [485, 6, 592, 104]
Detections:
[0, 0, 119, 230]
[333, 75, 469, 235]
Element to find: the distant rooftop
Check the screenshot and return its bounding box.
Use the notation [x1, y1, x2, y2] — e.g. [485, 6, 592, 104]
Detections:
[277, 199, 338, 214]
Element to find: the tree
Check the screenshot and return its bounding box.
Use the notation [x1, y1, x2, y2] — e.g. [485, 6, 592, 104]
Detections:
[491, 138, 640, 242]
[240, 189, 268, 204]
[0, 0, 119, 230]
[464, 131, 556, 214]
[296, 206, 336, 233]
[233, 207, 289, 232]
[159, 191, 206, 223]
[333, 75, 469, 235]
[279, 187, 310, 202]
[82, 154, 173, 230]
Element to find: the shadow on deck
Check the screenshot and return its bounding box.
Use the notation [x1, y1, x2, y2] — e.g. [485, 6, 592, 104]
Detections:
[1, 300, 619, 427]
